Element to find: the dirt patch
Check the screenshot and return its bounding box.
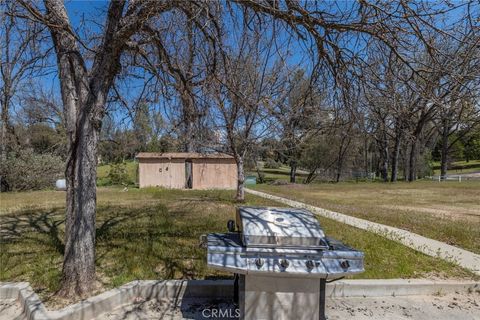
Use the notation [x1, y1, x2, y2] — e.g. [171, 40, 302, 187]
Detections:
[0, 299, 24, 320]
[285, 183, 309, 189]
[380, 189, 437, 196]
[98, 292, 480, 320]
[101, 298, 237, 320]
[326, 292, 480, 320]
[42, 276, 109, 310]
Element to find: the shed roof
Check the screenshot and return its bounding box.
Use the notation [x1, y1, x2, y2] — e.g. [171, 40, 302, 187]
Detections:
[136, 152, 234, 160]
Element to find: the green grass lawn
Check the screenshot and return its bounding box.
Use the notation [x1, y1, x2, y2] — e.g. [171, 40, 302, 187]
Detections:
[0, 187, 476, 304]
[432, 159, 480, 175]
[248, 164, 310, 183]
[97, 160, 138, 186]
[250, 159, 480, 184]
[253, 181, 480, 254]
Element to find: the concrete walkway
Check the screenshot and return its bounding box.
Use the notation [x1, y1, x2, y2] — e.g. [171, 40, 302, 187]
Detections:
[245, 188, 480, 275]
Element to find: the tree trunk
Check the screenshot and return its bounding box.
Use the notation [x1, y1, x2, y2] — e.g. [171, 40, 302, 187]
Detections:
[0, 94, 9, 191]
[305, 166, 318, 184]
[440, 119, 450, 180]
[408, 140, 417, 182]
[335, 135, 350, 183]
[390, 132, 401, 182]
[181, 19, 196, 153]
[289, 161, 297, 183]
[255, 161, 265, 184]
[185, 120, 195, 153]
[235, 156, 245, 202]
[1, 89, 10, 161]
[364, 135, 369, 177]
[181, 90, 196, 153]
[44, 0, 119, 297]
[379, 136, 389, 182]
[335, 152, 344, 183]
[182, 90, 193, 189]
[380, 155, 388, 182]
[34, 0, 171, 298]
[1, 77, 12, 192]
[60, 109, 99, 297]
[407, 109, 432, 182]
[335, 165, 342, 182]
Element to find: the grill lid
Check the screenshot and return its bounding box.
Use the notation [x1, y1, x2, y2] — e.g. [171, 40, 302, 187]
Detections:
[236, 206, 327, 248]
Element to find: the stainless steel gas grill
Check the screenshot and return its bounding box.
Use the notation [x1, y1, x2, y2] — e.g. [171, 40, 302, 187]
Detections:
[206, 206, 364, 320]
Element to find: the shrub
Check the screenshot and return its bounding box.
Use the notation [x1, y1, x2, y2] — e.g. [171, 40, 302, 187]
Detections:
[263, 158, 281, 169]
[108, 162, 131, 185]
[0, 149, 64, 191]
[257, 171, 266, 184]
[419, 151, 434, 178]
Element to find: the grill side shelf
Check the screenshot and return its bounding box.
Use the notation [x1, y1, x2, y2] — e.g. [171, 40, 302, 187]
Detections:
[325, 237, 358, 251]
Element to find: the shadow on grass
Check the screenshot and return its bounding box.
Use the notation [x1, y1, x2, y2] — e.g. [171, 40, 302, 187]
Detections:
[0, 209, 65, 255]
[0, 199, 231, 295]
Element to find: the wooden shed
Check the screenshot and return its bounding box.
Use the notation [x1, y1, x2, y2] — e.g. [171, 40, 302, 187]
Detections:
[136, 152, 238, 190]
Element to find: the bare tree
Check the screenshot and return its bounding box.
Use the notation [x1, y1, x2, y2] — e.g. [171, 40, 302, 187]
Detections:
[362, 45, 408, 182]
[270, 69, 325, 183]
[1, 2, 47, 190]
[210, 18, 283, 200]
[14, 0, 182, 297]
[144, 7, 214, 153]
[431, 32, 480, 178]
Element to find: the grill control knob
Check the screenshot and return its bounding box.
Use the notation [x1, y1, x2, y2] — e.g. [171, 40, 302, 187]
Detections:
[280, 259, 290, 269]
[255, 258, 264, 268]
[340, 260, 350, 269]
[305, 260, 315, 270]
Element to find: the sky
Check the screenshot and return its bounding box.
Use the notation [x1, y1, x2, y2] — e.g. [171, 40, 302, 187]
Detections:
[8, 0, 476, 129]
[55, 1, 314, 129]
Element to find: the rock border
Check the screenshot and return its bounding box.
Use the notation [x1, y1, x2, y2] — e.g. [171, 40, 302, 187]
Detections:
[245, 188, 480, 275]
[1, 279, 478, 320]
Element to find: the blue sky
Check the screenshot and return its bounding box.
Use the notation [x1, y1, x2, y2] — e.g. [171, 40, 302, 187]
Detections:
[12, 0, 475, 128]
[55, 1, 315, 128]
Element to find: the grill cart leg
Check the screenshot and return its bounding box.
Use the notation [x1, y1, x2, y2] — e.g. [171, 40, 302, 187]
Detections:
[319, 279, 327, 320]
[234, 273, 239, 304]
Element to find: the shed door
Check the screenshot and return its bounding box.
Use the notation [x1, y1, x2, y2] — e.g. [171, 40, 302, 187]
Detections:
[185, 160, 193, 189]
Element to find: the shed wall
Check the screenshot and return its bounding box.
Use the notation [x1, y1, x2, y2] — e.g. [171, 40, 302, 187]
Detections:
[192, 159, 237, 189]
[138, 158, 185, 188]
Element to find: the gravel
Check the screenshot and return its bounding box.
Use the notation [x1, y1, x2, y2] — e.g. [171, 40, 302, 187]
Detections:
[0, 299, 24, 320]
[100, 292, 480, 320]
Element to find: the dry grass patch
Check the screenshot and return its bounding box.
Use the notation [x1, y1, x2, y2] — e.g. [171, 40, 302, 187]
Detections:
[254, 181, 480, 253]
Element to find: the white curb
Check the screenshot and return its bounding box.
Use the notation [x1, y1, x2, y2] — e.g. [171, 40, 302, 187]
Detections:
[0, 282, 50, 320]
[245, 188, 480, 275]
[327, 279, 479, 297]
